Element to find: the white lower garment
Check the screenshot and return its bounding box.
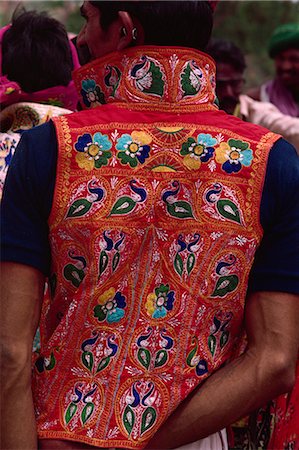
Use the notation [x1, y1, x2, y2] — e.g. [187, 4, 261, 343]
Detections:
[174, 429, 228, 450]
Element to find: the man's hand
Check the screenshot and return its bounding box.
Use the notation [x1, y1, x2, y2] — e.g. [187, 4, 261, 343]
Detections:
[145, 291, 299, 449]
[1, 262, 45, 450]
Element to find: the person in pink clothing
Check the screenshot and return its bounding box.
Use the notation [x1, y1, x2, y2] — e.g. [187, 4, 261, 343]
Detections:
[247, 23, 299, 117]
[0, 9, 80, 110]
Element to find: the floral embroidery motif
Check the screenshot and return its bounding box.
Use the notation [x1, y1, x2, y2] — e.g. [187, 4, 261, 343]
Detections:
[94, 288, 126, 323]
[208, 312, 233, 358]
[81, 331, 119, 373]
[64, 381, 101, 426]
[0, 136, 17, 193]
[81, 79, 105, 107]
[180, 60, 204, 97]
[75, 132, 112, 171]
[180, 133, 216, 170]
[135, 327, 174, 370]
[186, 337, 208, 376]
[215, 139, 253, 173]
[145, 284, 175, 319]
[121, 381, 160, 437]
[98, 231, 125, 278]
[130, 55, 165, 97]
[116, 131, 152, 167]
[172, 233, 203, 278]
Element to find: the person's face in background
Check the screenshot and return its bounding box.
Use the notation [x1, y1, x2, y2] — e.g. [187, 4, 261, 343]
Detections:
[216, 62, 245, 115]
[76, 1, 121, 61]
[275, 48, 299, 92]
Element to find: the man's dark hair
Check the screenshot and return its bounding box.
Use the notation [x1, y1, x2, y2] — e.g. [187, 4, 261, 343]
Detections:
[90, 1, 213, 51]
[2, 10, 74, 93]
[207, 39, 246, 72]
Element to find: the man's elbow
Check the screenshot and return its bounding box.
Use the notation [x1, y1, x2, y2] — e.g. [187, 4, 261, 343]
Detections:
[270, 355, 296, 394]
[262, 352, 297, 397]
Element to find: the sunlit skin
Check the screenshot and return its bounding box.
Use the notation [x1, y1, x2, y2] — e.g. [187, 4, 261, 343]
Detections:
[275, 47, 299, 96]
[76, 1, 121, 60]
[215, 62, 245, 115]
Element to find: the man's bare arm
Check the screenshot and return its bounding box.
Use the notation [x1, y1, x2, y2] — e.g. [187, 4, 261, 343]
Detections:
[1, 262, 45, 450]
[146, 291, 299, 449]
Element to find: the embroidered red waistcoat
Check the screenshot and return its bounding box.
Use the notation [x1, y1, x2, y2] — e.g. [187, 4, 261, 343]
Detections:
[32, 47, 279, 448]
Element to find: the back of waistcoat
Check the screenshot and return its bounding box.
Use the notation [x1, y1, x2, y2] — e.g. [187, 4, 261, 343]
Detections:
[32, 105, 279, 448]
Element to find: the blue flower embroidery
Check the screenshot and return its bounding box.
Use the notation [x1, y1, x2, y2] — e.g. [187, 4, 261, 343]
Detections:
[216, 139, 253, 174]
[94, 288, 126, 324]
[181, 133, 216, 170]
[74, 132, 112, 171]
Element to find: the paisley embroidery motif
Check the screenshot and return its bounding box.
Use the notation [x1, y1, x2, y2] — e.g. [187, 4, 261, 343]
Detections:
[63, 381, 102, 428]
[162, 181, 194, 219]
[80, 330, 119, 373]
[171, 233, 203, 278]
[180, 60, 204, 97]
[66, 179, 106, 218]
[98, 231, 125, 279]
[130, 55, 165, 97]
[203, 182, 243, 225]
[134, 326, 174, 370]
[63, 251, 87, 288]
[211, 254, 239, 297]
[110, 180, 147, 216]
[208, 312, 233, 357]
[186, 337, 208, 377]
[104, 65, 121, 98]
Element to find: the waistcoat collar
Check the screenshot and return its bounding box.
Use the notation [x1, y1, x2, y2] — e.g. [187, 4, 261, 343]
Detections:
[73, 46, 218, 113]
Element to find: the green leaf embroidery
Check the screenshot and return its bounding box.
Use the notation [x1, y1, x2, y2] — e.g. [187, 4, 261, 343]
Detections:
[167, 201, 194, 219]
[141, 407, 157, 435]
[45, 352, 56, 371]
[123, 405, 135, 435]
[96, 356, 110, 372]
[154, 350, 167, 368]
[216, 199, 241, 224]
[66, 199, 92, 218]
[187, 253, 195, 275]
[211, 275, 239, 297]
[112, 252, 120, 272]
[220, 331, 229, 349]
[99, 251, 108, 277]
[65, 403, 77, 425]
[138, 348, 151, 369]
[186, 339, 198, 367]
[82, 351, 93, 371]
[174, 253, 184, 276]
[110, 196, 136, 215]
[81, 402, 94, 424]
[208, 335, 217, 356]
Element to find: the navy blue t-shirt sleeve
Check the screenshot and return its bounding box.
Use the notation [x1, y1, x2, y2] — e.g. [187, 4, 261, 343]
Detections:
[1, 121, 57, 276]
[248, 138, 299, 294]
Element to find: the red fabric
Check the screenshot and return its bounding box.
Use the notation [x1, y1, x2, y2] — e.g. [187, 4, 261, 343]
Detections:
[268, 358, 299, 449]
